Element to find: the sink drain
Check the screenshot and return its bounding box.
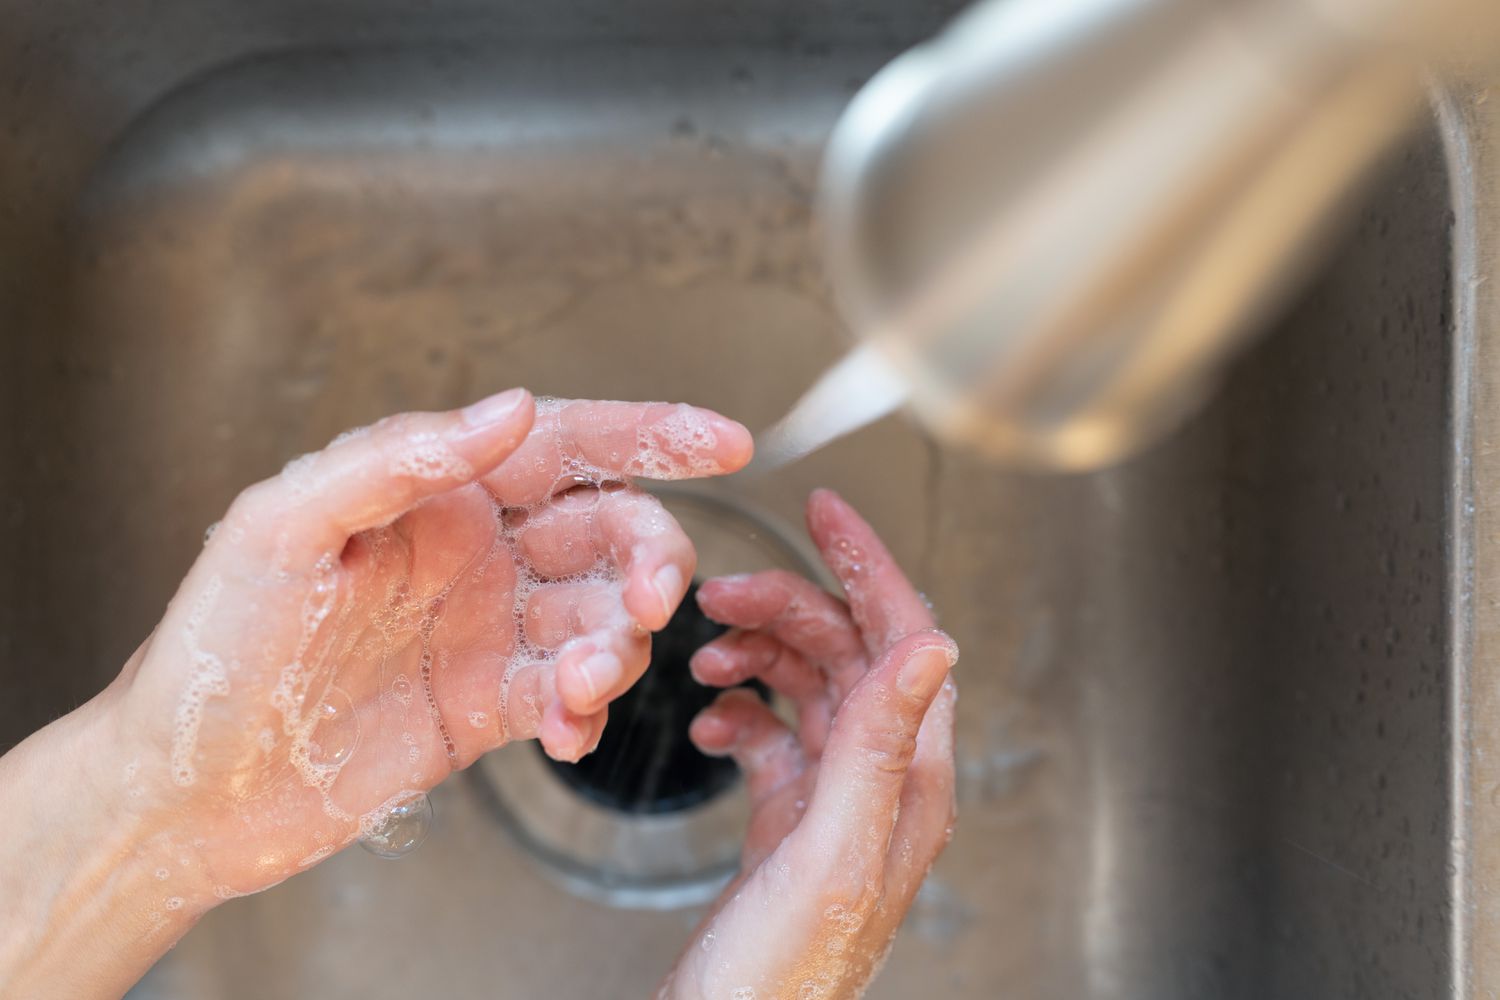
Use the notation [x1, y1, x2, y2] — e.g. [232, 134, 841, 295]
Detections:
[470, 485, 821, 909]
[538, 581, 767, 815]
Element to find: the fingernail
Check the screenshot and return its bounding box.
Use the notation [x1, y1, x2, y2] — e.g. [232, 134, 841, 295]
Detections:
[462, 388, 527, 428]
[652, 564, 683, 624]
[578, 652, 621, 705]
[897, 645, 956, 699]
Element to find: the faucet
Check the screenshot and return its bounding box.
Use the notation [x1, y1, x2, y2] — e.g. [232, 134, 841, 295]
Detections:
[762, 0, 1497, 471]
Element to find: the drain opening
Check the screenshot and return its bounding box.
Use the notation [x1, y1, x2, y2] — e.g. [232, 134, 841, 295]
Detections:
[538, 581, 767, 814]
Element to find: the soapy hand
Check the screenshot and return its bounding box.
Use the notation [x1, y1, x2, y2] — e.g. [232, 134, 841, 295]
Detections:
[661, 490, 959, 1000]
[101, 389, 751, 899]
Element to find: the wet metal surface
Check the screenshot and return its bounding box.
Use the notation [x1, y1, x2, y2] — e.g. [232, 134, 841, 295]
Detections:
[0, 4, 1492, 997]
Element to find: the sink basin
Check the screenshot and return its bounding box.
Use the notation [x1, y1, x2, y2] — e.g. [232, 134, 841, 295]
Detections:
[3, 4, 1498, 998]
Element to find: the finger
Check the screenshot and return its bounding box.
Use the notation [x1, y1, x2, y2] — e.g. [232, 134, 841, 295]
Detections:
[888, 675, 959, 902]
[539, 693, 602, 763]
[513, 487, 695, 633]
[219, 389, 534, 568]
[523, 581, 627, 650]
[805, 488, 935, 656]
[690, 688, 805, 805]
[690, 630, 834, 754]
[695, 570, 866, 700]
[578, 705, 609, 757]
[554, 626, 653, 716]
[797, 629, 959, 868]
[390, 483, 504, 604]
[512, 488, 608, 578]
[689, 630, 824, 701]
[483, 400, 753, 505]
[597, 492, 696, 631]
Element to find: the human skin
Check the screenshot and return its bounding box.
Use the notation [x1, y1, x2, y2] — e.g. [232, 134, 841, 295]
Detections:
[0, 389, 754, 998]
[0, 391, 957, 1000]
[661, 489, 960, 1000]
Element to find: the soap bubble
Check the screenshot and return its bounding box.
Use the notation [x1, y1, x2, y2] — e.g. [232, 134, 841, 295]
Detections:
[308, 687, 359, 766]
[358, 791, 433, 859]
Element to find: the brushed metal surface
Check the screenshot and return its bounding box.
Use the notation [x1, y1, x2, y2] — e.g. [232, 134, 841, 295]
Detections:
[0, 4, 1488, 998]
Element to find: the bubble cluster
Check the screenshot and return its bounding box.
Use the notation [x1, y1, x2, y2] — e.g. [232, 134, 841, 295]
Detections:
[307, 687, 359, 766]
[627, 403, 721, 479]
[491, 400, 638, 740]
[389, 431, 474, 481]
[170, 574, 231, 787]
[279, 452, 321, 502]
[358, 790, 433, 859]
[267, 552, 358, 819]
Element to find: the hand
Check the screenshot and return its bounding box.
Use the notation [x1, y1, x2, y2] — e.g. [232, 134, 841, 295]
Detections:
[661, 490, 959, 1000]
[103, 390, 751, 900]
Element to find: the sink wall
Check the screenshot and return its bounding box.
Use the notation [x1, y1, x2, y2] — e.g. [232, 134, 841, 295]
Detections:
[0, 6, 1489, 999]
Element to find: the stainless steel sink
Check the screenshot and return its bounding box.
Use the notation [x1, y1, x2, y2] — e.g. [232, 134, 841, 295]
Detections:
[3, 3, 1499, 998]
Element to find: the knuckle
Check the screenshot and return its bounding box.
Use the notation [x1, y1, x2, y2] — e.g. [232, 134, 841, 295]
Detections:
[854, 724, 919, 775]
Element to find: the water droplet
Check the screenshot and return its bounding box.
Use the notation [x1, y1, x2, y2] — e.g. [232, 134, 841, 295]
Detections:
[308, 687, 359, 766]
[359, 792, 433, 859]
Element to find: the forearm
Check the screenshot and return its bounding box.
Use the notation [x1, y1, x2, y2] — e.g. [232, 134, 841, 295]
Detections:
[0, 694, 209, 999]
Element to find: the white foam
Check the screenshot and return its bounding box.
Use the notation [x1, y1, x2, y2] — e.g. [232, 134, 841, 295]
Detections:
[170, 574, 230, 787]
[265, 552, 358, 821]
[628, 403, 721, 479]
[389, 431, 474, 481]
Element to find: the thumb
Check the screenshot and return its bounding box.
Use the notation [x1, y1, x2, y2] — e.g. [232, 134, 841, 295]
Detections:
[797, 628, 959, 867]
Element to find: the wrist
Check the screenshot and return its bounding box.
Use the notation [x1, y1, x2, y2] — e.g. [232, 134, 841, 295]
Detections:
[0, 690, 212, 997]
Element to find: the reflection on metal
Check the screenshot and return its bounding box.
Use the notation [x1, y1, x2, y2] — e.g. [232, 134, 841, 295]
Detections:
[0, 6, 1490, 998]
[777, 0, 1500, 469]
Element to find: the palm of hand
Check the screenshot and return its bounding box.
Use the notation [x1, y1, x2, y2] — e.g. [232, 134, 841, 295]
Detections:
[108, 395, 749, 896]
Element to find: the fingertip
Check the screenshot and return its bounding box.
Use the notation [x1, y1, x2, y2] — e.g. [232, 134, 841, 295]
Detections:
[689, 707, 736, 754]
[880, 629, 959, 703]
[912, 627, 960, 666]
[693, 573, 764, 625]
[693, 576, 734, 618]
[688, 644, 728, 684]
[623, 565, 672, 631]
[805, 487, 845, 526]
[539, 707, 590, 762]
[460, 386, 533, 430]
[712, 415, 755, 473]
[457, 388, 537, 461]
